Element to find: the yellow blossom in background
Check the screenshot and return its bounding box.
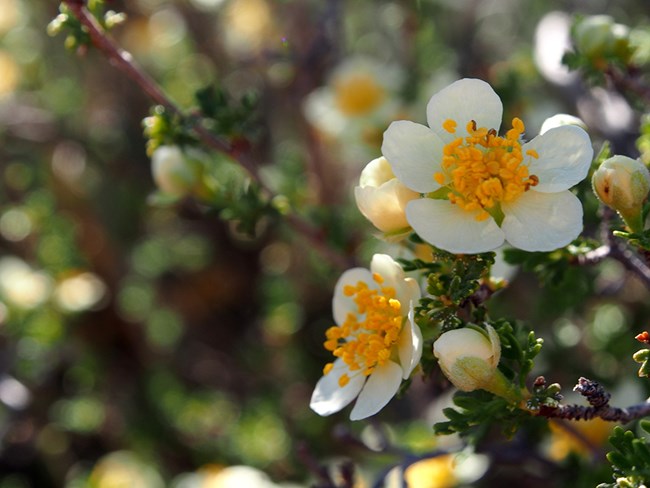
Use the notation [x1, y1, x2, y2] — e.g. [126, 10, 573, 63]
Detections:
[548, 418, 615, 461]
[0, 0, 21, 35]
[220, 0, 277, 58]
[0, 51, 19, 97]
[89, 451, 165, 488]
[404, 455, 458, 488]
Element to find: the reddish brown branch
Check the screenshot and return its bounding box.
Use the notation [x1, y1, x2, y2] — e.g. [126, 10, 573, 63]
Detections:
[62, 1, 353, 269]
[538, 377, 650, 423]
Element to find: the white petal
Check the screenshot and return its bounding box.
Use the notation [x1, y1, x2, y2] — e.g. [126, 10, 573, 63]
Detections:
[406, 199, 505, 254]
[370, 253, 404, 287]
[501, 190, 583, 251]
[333, 268, 373, 326]
[381, 121, 444, 193]
[523, 125, 593, 193]
[350, 361, 403, 420]
[398, 305, 423, 378]
[486, 324, 501, 366]
[310, 359, 365, 416]
[426, 79, 503, 143]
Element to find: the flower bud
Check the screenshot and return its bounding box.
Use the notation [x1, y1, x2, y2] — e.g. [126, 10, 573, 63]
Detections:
[151, 145, 203, 198]
[539, 114, 587, 135]
[354, 157, 419, 235]
[433, 325, 501, 393]
[573, 15, 631, 63]
[592, 155, 650, 233]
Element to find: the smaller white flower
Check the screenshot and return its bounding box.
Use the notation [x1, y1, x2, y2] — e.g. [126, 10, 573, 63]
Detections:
[310, 254, 422, 420]
[354, 157, 419, 235]
[303, 57, 404, 138]
[433, 325, 501, 392]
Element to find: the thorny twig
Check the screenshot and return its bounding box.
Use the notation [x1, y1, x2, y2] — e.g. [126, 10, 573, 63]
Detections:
[539, 377, 650, 423]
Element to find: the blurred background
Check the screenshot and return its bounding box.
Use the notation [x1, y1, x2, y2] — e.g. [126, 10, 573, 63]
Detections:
[1, 0, 650, 486]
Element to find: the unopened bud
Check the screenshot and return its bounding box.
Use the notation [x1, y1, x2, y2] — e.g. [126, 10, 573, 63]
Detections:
[573, 15, 631, 64]
[433, 325, 501, 393]
[354, 156, 418, 236]
[592, 155, 650, 233]
[151, 145, 203, 198]
[540, 114, 587, 135]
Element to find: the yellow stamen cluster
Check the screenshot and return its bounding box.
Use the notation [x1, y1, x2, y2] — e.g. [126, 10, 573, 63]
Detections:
[434, 117, 539, 221]
[323, 275, 403, 388]
[334, 74, 386, 116]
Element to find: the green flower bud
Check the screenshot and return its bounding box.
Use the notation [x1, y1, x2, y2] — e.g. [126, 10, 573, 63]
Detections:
[151, 145, 204, 198]
[434, 325, 500, 392]
[574, 15, 630, 55]
[592, 155, 650, 233]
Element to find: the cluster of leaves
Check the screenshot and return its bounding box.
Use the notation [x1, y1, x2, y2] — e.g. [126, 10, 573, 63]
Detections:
[434, 320, 543, 442]
[48, 1, 125, 51]
[195, 85, 261, 143]
[400, 242, 495, 329]
[598, 421, 650, 488]
[503, 238, 600, 287]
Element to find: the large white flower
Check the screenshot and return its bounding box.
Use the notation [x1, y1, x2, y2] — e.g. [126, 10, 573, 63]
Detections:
[310, 254, 422, 420]
[381, 78, 593, 254]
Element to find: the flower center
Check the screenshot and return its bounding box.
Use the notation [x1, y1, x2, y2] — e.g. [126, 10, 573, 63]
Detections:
[334, 74, 385, 116]
[434, 117, 539, 222]
[323, 273, 403, 387]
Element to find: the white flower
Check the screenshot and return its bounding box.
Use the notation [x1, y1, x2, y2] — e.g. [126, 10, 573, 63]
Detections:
[381, 78, 593, 254]
[303, 57, 404, 139]
[433, 325, 501, 392]
[354, 156, 419, 235]
[310, 254, 422, 420]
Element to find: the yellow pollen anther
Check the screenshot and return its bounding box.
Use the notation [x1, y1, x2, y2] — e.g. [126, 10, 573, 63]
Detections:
[438, 117, 537, 221]
[323, 279, 404, 388]
[443, 119, 457, 133]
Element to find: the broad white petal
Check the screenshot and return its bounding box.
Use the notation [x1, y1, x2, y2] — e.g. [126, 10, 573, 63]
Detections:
[426, 79, 503, 143]
[333, 268, 373, 326]
[369, 253, 404, 288]
[406, 199, 505, 254]
[381, 121, 444, 193]
[350, 361, 403, 420]
[310, 359, 365, 416]
[523, 125, 593, 193]
[501, 190, 583, 251]
[398, 305, 423, 378]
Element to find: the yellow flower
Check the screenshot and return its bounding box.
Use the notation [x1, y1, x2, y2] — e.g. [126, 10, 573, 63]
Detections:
[548, 418, 614, 461]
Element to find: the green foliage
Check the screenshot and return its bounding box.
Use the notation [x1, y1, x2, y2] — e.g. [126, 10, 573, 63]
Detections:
[48, 1, 125, 51]
[492, 319, 544, 389]
[195, 85, 261, 141]
[598, 422, 650, 488]
[401, 244, 495, 328]
[143, 106, 198, 156]
[633, 348, 650, 377]
[503, 238, 600, 287]
[433, 390, 531, 441]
